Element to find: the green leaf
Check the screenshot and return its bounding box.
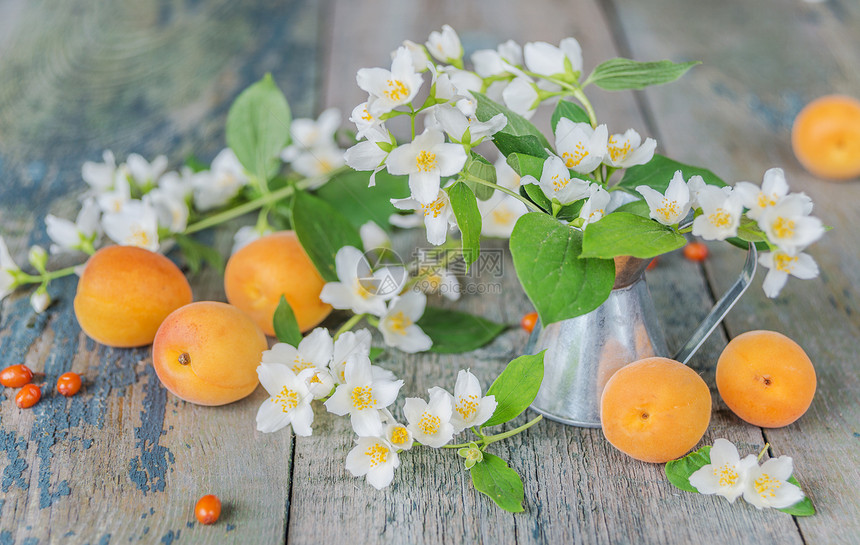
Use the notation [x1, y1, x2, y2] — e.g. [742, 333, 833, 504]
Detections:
[618, 154, 726, 194]
[556, 199, 585, 221]
[483, 352, 545, 427]
[736, 217, 768, 243]
[446, 182, 482, 270]
[778, 476, 816, 516]
[506, 152, 545, 179]
[551, 100, 590, 133]
[581, 212, 686, 259]
[368, 347, 385, 360]
[226, 74, 292, 182]
[465, 154, 496, 200]
[173, 234, 224, 275]
[613, 199, 651, 218]
[664, 446, 712, 493]
[416, 307, 506, 354]
[273, 296, 302, 347]
[315, 170, 408, 229]
[473, 92, 552, 157]
[510, 213, 615, 324]
[585, 58, 699, 91]
[470, 453, 525, 513]
[291, 190, 363, 282]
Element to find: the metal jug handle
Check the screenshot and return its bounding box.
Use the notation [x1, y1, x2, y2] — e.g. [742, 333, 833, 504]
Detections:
[673, 241, 758, 364]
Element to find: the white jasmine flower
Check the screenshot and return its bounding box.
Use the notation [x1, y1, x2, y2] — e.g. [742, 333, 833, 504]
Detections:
[414, 264, 460, 301]
[478, 192, 527, 238]
[495, 156, 522, 190]
[432, 104, 507, 145]
[97, 175, 131, 214]
[426, 25, 463, 64]
[404, 387, 455, 448]
[758, 250, 819, 298]
[289, 145, 345, 178]
[231, 224, 273, 255]
[449, 369, 498, 432]
[636, 170, 692, 225]
[256, 363, 315, 435]
[45, 197, 101, 254]
[384, 421, 414, 451]
[579, 184, 611, 226]
[389, 211, 425, 229]
[426, 63, 458, 103]
[330, 329, 373, 384]
[523, 38, 583, 77]
[306, 368, 335, 399]
[82, 150, 117, 193]
[502, 77, 539, 119]
[325, 354, 404, 436]
[555, 119, 609, 174]
[397, 39, 430, 72]
[126, 154, 168, 188]
[605, 129, 657, 169]
[0, 236, 21, 301]
[689, 439, 759, 503]
[743, 456, 805, 510]
[391, 189, 456, 246]
[349, 102, 382, 139]
[101, 198, 159, 251]
[262, 328, 334, 375]
[345, 436, 400, 489]
[30, 289, 51, 314]
[386, 129, 467, 204]
[28, 245, 47, 271]
[471, 40, 524, 78]
[378, 291, 433, 353]
[734, 168, 791, 220]
[359, 221, 391, 251]
[758, 195, 825, 254]
[319, 246, 404, 316]
[192, 148, 250, 211]
[281, 108, 342, 162]
[149, 184, 189, 234]
[358, 47, 424, 117]
[344, 125, 393, 187]
[522, 155, 591, 205]
[692, 186, 743, 241]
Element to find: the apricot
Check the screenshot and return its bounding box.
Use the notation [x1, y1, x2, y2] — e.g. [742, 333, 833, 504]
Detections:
[224, 231, 331, 336]
[601, 357, 711, 463]
[152, 301, 267, 406]
[716, 330, 816, 428]
[792, 94, 860, 180]
[74, 246, 192, 347]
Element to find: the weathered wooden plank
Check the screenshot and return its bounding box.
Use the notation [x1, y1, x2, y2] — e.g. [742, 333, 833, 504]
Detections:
[288, 1, 801, 543]
[0, 0, 325, 542]
[610, 0, 860, 542]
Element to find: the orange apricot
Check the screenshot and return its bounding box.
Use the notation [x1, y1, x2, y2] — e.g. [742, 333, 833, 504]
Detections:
[74, 246, 192, 347]
[152, 301, 267, 406]
[224, 231, 331, 336]
[600, 357, 712, 463]
[792, 94, 860, 180]
[716, 330, 816, 428]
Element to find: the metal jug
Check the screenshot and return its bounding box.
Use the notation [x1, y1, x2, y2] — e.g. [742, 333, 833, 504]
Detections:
[525, 213, 758, 428]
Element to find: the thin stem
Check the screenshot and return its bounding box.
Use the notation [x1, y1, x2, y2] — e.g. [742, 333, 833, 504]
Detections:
[570, 88, 597, 128]
[410, 110, 417, 140]
[442, 415, 543, 449]
[15, 265, 80, 286]
[757, 443, 771, 462]
[334, 313, 366, 340]
[463, 174, 543, 214]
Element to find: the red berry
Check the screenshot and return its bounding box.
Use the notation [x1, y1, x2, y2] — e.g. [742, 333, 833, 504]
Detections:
[520, 312, 538, 333]
[16, 384, 41, 409]
[1, 364, 34, 388]
[683, 242, 709, 262]
[646, 257, 659, 271]
[57, 372, 82, 397]
[195, 494, 222, 525]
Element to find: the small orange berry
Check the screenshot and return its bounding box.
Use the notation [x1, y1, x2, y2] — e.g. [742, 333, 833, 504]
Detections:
[195, 494, 221, 525]
[683, 242, 709, 262]
[1, 364, 34, 388]
[646, 257, 659, 271]
[520, 312, 538, 333]
[16, 384, 41, 409]
[57, 372, 82, 397]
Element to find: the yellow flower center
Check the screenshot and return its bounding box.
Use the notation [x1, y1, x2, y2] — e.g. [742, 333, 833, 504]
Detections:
[272, 386, 299, 413]
[551, 174, 570, 191]
[588, 209, 605, 222]
[418, 411, 441, 435]
[387, 311, 412, 335]
[317, 159, 333, 173]
[465, 448, 482, 462]
[292, 357, 315, 374]
[757, 192, 777, 208]
[655, 198, 680, 222]
[361, 108, 373, 122]
[128, 228, 152, 248]
[384, 79, 409, 101]
[713, 464, 740, 488]
[455, 394, 479, 420]
[420, 197, 446, 218]
[415, 150, 438, 172]
[608, 137, 632, 162]
[492, 208, 515, 225]
[390, 426, 409, 446]
[708, 208, 732, 228]
[772, 217, 795, 239]
[774, 253, 798, 273]
[562, 143, 588, 167]
[754, 473, 781, 499]
[351, 386, 376, 410]
[354, 279, 373, 299]
[365, 443, 389, 467]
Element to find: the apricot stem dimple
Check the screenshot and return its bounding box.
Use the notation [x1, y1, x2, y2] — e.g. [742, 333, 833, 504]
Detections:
[178, 352, 191, 366]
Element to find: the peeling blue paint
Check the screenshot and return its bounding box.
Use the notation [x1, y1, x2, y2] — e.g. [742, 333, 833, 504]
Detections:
[226, 523, 236, 532]
[0, 426, 29, 492]
[97, 534, 111, 545]
[22, 537, 40, 545]
[160, 529, 180, 544]
[185, 522, 194, 529]
[127, 364, 174, 494]
[0, 530, 10, 545]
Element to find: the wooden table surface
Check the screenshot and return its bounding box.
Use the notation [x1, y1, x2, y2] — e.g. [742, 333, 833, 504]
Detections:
[1, 0, 859, 543]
